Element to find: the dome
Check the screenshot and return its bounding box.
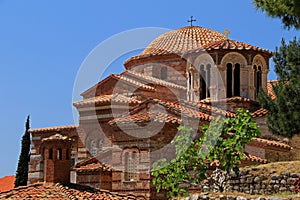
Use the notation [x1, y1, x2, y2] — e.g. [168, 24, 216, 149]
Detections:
[125, 26, 226, 67]
[142, 26, 226, 55]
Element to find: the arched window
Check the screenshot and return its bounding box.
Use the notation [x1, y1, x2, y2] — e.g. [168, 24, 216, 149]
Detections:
[161, 67, 167, 80]
[234, 63, 240, 96]
[97, 139, 103, 154]
[57, 148, 62, 160]
[200, 65, 206, 100]
[90, 140, 96, 156]
[124, 152, 137, 181]
[206, 64, 211, 98]
[226, 63, 233, 98]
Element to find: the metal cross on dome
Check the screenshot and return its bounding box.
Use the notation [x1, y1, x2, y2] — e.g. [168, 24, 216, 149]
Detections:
[187, 16, 196, 26]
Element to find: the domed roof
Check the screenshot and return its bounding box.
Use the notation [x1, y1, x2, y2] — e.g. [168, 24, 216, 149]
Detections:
[125, 26, 226, 67]
[140, 26, 226, 56]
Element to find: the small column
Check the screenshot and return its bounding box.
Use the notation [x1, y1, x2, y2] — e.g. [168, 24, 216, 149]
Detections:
[248, 65, 255, 100]
[262, 69, 269, 93]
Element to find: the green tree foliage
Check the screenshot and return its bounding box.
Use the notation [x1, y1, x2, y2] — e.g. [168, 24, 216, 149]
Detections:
[152, 109, 261, 198]
[253, 0, 300, 29]
[258, 38, 300, 138]
[15, 116, 31, 187]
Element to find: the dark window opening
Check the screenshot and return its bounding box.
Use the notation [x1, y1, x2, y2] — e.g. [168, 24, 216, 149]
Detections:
[226, 63, 233, 98]
[200, 65, 206, 100]
[206, 64, 211, 98]
[234, 64, 240, 96]
[66, 149, 70, 160]
[49, 148, 53, 160]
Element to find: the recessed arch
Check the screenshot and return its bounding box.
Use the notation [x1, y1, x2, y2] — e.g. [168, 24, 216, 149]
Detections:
[252, 54, 268, 70]
[220, 52, 247, 67]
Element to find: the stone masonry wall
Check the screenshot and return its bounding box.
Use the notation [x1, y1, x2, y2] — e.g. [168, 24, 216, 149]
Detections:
[201, 170, 300, 195]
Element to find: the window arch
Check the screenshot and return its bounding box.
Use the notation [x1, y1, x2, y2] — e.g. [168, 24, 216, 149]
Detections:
[124, 151, 137, 181]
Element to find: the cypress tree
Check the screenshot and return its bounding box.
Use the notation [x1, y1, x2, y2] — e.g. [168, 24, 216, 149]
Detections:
[258, 38, 300, 138]
[15, 115, 31, 187]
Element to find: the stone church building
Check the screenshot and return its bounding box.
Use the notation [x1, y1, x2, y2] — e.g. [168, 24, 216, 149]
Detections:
[27, 25, 294, 199]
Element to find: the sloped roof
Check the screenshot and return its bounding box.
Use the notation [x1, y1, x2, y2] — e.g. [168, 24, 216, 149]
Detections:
[0, 176, 15, 192]
[252, 108, 268, 118]
[28, 125, 78, 133]
[0, 183, 135, 199]
[249, 137, 292, 151]
[198, 39, 273, 55]
[73, 94, 141, 108]
[124, 71, 186, 90]
[267, 80, 278, 99]
[109, 112, 182, 125]
[244, 154, 268, 164]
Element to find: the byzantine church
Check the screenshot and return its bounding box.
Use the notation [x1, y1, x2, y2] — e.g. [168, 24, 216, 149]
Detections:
[27, 25, 295, 199]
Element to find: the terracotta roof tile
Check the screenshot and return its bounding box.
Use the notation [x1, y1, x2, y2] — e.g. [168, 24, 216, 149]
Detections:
[194, 39, 273, 55]
[125, 26, 226, 65]
[109, 112, 182, 125]
[151, 98, 214, 121]
[244, 154, 268, 164]
[110, 99, 214, 125]
[28, 125, 78, 133]
[182, 100, 236, 118]
[200, 96, 259, 105]
[75, 162, 112, 172]
[0, 176, 15, 192]
[112, 74, 156, 91]
[73, 94, 141, 108]
[124, 71, 186, 90]
[249, 137, 292, 150]
[267, 80, 278, 99]
[0, 183, 135, 199]
[252, 108, 268, 118]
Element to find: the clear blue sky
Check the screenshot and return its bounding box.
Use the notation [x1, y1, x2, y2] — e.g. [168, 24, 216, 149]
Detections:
[0, 0, 299, 178]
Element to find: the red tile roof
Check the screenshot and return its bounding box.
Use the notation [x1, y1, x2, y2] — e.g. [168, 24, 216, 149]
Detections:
[0, 176, 15, 192]
[75, 162, 112, 172]
[124, 71, 186, 90]
[200, 96, 259, 105]
[125, 26, 226, 65]
[195, 39, 273, 55]
[249, 137, 292, 151]
[0, 183, 135, 199]
[109, 112, 182, 125]
[148, 98, 214, 121]
[182, 100, 236, 118]
[267, 80, 278, 99]
[252, 108, 268, 118]
[244, 154, 268, 164]
[28, 125, 78, 133]
[112, 74, 155, 91]
[73, 94, 141, 108]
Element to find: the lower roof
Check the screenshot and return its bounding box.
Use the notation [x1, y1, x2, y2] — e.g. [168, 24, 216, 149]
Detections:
[0, 182, 135, 199]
